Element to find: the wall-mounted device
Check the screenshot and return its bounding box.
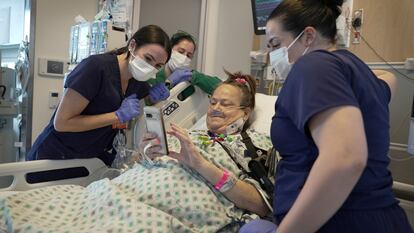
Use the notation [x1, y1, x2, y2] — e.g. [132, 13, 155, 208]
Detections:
[38, 58, 68, 78]
[352, 9, 363, 44]
[48, 91, 60, 109]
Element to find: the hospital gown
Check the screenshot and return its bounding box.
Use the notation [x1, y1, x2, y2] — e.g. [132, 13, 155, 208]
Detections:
[0, 129, 272, 233]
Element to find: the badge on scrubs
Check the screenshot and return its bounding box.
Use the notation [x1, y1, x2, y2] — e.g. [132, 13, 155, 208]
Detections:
[112, 122, 128, 129]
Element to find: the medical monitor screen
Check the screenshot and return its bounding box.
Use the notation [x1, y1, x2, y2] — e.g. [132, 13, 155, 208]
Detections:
[251, 0, 282, 35]
[47, 60, 64, 74]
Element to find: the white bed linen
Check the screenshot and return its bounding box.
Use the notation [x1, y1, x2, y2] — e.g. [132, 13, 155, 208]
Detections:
[0, 129, 274, 233]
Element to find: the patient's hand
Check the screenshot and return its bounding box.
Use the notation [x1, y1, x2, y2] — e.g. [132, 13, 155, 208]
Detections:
[167, 123, 207, 169]
[139, 132, 164, 159]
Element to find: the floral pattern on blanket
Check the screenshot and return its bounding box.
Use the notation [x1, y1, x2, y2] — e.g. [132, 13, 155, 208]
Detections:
[0, 129, 272, 233]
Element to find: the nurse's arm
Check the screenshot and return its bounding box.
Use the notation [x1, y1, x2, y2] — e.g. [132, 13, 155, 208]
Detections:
[54, 88, 119, 132]
[276, 105, 368, 233]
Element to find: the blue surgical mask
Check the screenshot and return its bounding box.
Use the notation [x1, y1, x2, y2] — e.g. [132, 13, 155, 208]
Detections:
[269, 30, 307, 80]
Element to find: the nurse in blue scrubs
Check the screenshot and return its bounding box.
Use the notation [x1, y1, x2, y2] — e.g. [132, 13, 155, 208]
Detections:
[240, 0, 413, 232]
[27, 25, 172, 180]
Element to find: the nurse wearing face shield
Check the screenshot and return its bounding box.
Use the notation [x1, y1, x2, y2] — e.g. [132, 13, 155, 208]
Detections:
[148, 30, 222, 96]
[26, 25, 172, 181]
[240, 0, 413, 233]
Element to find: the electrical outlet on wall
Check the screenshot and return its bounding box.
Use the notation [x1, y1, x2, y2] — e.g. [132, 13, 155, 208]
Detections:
[352, 9, 363, 44]
[48, 91, 60, 109]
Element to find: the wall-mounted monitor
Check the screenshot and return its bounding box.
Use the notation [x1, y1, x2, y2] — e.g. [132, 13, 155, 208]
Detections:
[251, 0, 282, 35]
[38, 58, 68, 78]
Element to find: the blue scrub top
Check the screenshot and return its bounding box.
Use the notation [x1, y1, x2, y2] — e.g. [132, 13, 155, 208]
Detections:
[271, 50, 397, 221]
[27, 53, 149, 166]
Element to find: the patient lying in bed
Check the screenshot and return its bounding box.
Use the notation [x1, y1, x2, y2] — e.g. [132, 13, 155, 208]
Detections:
[0, 72, 274, 233]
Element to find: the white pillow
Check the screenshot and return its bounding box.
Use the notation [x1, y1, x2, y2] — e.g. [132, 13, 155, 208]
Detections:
[190, 93, 277, 136]
[190, 114, 207, 131]
[250, 93, 277, 136]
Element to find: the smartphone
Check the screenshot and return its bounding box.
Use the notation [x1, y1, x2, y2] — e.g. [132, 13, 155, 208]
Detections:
[143, 106, 169, 155]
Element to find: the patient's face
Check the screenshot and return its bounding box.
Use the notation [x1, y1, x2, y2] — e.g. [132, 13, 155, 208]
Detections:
[206, 84, 247, 134]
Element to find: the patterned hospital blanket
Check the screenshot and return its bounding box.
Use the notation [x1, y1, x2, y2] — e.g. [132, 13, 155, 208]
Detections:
[0, 129, 272, 233]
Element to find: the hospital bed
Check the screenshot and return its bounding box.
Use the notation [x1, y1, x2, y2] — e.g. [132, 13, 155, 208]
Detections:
[0, 81, 275, 192]
[0, 81, 278, 233]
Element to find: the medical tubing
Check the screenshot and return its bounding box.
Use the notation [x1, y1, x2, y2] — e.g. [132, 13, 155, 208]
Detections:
[347, 23, 414, 82]
[141, 143, 155, 166]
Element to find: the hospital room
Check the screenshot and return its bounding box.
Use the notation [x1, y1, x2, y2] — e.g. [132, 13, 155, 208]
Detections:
[0, 0, 413, 232]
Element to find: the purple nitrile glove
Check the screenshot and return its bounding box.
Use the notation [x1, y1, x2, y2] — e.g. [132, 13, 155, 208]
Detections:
[115, 94, 140, 123]
[149, 83, 170, 103]
[168, 68, 192, 86]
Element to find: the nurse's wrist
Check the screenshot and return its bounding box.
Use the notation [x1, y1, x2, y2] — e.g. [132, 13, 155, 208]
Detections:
[113, 112, 121, 124]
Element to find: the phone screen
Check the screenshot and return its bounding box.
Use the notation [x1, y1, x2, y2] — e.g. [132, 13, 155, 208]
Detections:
[143, 106, 169, 155]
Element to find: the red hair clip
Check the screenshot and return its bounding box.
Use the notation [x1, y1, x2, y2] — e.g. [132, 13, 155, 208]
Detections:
[235, 78, 247, 85]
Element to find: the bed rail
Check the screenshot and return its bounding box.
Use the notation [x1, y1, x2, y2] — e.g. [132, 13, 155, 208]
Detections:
[159, 81, 209, 130]
[393, 181, 414, 202]
[0, 158, 114, 191]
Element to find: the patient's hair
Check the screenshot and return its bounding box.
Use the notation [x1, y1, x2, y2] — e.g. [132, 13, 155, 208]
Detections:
[222, 70, 256, 109]
[217, 70, 257, 129]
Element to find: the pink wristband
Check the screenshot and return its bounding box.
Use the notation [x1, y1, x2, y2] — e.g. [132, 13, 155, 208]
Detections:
[214, 170, 229, 190]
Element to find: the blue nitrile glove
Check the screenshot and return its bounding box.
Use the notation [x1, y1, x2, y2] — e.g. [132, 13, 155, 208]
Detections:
[168, 68, 192, 86]
[149, 83, 170, 103]
[115, 94, 140, 123]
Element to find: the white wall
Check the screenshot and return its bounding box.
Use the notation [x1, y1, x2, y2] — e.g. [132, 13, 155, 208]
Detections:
[31, 0, 97, 141]
[0, 0, 25, 44]
[138, 0, 203, 68]
[202, 0, 254, 79]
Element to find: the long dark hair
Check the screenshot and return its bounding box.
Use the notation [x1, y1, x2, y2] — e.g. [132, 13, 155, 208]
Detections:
[170, 30, 197, 52]
[109, 25, 172, 60]
[267, 0, 344, 43]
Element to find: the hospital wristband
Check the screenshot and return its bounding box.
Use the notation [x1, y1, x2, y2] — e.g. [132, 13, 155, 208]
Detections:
[219, 174, 237, 193]
[214, 170, 229, 190]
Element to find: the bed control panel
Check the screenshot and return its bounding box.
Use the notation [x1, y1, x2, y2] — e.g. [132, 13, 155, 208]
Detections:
[163, 101, 180, 117]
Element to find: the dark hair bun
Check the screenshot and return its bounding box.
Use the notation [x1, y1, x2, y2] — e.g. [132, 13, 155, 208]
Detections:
[321, 0, 343, 7]
[333, 0, 344, 7]
[321, 0, 343, 19]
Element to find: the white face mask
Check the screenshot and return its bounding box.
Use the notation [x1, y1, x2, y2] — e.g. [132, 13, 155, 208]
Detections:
[128, 50, 158, 82]
[269, 30, 307, 80]
[167, 51, 192, 71]
[225, 117, 246, 135]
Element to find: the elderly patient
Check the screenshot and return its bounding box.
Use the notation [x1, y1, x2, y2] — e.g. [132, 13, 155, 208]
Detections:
[0, 72, 273, 233]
